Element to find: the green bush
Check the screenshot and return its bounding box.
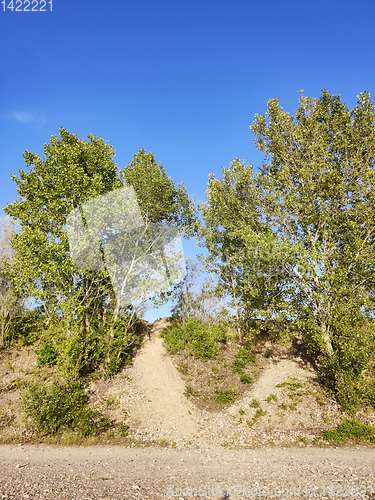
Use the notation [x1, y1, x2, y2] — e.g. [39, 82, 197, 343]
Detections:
[36, 342, 58, 367]
[35, 314, 145, 378]
[232, 344, 256, 374]
[322, 419, 375, 444]
[161, 318, 223, 361]
[21, 379, 113, 436]
[215, 385, 237, 403]
[240, 374, 253, 384]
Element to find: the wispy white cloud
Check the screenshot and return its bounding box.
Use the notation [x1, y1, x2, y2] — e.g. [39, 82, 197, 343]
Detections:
[13, 111, 36, 123]
[0, 110, 47, 127]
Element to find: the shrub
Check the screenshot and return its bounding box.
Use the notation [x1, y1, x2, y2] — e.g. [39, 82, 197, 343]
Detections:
[35, 314, 145, 378]
[161, 318, 223, 361]
[21, 379, 113, 436]
[231, 344, 256, 374]
[36, 342, 58, 367]
[215, 385, 237, 403]
[240, 374, 253, 384]
[322, 419, 375, 444]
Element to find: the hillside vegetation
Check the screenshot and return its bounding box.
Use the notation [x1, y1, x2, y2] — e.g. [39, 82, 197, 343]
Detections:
[1, 90, 375, 445]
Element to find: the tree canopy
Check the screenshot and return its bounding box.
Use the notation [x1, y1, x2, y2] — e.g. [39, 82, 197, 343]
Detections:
[200, 90, 375, 408]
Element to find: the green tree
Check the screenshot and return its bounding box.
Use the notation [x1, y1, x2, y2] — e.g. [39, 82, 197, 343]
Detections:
[202, 90, 375, 407]
[4, 132, 195, 375]
[120, 148, 197, 308]
[0, 216, 26, 346]
[4, 128, 122, 334]
[120, 148, 197, 235]
[200, 158, 286, 339]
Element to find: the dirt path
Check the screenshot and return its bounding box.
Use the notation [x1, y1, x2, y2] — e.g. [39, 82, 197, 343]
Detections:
[128, 319, 201, 441]
[123, 320, 344, 448]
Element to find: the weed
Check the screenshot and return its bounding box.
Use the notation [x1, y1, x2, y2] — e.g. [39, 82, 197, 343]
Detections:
[322, 413, 331, 423]
[239, 407, 245, 415]
[184, 384, 198, 398]
[240, 374, 253, 384]
[211, 366, 218, 375]
[249, 398, 260, 408]
[231, 345, 256, 374]
[101, 395, 119, 409]
[276, 379, 303, 390]
[279, 402, 288, 410]
[178, 364, 189, 375]
[256, 408, 266, 417]
[315, 394, 327, 406]
[247, 407, 267, 427]
[215, 385, 237, 403]
[266, 393, 277, 402]
[0, 409, 14, 429]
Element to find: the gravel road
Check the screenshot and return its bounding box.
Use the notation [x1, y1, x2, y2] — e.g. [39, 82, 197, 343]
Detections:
[0, 443, 374, 499]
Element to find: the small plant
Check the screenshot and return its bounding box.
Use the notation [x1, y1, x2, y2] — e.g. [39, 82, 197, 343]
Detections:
[276, 379, 303, 391]
[239, 407, 245, 415]
[315, 395, 327, 406]
[255, 408, 267, 418]
[215, 385, 237, 403]
[178, 364, 189, 375]
[0, 409, 14, 429]
[211, 366, 218, 375]
[299, 436, 309, 444]
[266, 393, 277, 402]
[231, 345, 256, 374]
[276, 378, 304, 408]
[184, 384, 198, 398]
[278, 402, 288, 410]
[101, 394, 119, 409]
[247, 407, 267, 427]
[249, 398, 260, 408]
[6, 362, 14, 373]
[323, 413, 331, 423]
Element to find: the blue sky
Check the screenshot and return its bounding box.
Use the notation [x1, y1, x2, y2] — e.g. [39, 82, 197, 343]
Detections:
[1, 0, 375, 321]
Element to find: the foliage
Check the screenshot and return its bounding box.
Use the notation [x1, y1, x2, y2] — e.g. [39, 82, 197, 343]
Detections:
[4, 128, 123, 333]
[160, 317, 228, 361]
[36, 313, 146, 377]
[120, 148, 197, 235]
[322, 419, 375, 444]
[0, 217, 27, 347]
[231, 344, 256, 374]
[200, 90, 375, 409]
[214, 385, 237, 403]
[21, 379, 114, 436]
[240, 374, 253, 384]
